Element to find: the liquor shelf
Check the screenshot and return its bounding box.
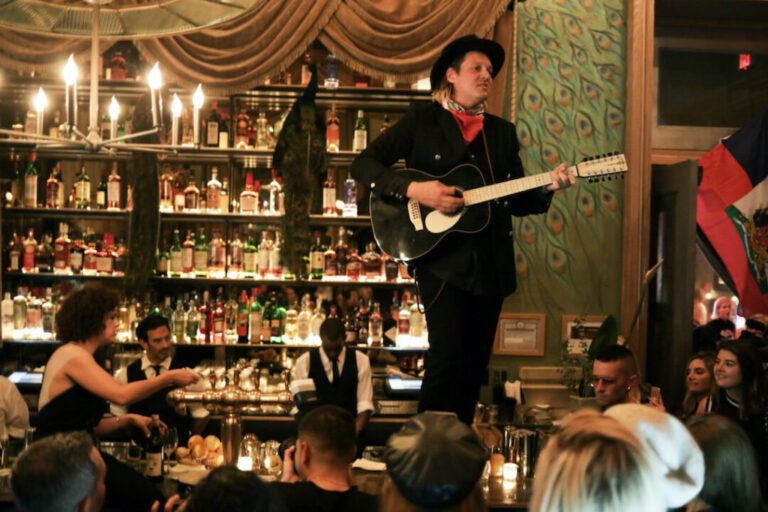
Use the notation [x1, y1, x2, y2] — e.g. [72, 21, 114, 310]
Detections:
[3, 206, 129, 220]
[151, 275, 414, 288]
[159, 211, 371, 228]
[3, 271, 124, 281]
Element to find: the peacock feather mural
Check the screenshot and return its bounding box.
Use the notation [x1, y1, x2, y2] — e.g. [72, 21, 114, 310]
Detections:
[503, 0, 626, 362]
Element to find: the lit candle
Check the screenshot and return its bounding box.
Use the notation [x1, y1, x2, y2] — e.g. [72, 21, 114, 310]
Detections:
[502, 462, 518, 482]
[171, 94, 182, 146]
[108, 96, 120, 140]
[63, 55, 78, 135]
[236, 456, 253, 471]
[33, 87, 47, 135]
[192, 84, 204, 147]
[148, 63, 163, 128]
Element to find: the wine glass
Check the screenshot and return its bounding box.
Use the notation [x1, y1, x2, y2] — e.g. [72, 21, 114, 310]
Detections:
[163, 427, 178, 472]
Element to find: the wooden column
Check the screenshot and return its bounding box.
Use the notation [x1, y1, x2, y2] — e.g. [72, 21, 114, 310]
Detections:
[622, 0, 655, 376]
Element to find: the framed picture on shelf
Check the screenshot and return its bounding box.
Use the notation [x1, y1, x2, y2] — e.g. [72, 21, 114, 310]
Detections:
[561, 315, 607, 356]
[493, 313, 546, 356]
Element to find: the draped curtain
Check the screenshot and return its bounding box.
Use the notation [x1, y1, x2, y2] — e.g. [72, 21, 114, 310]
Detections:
[0, 0, 509, 96]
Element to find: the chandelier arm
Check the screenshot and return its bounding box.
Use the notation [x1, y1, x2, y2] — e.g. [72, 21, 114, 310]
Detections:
[102, 142, 176, 154]
[103, 127, 161, 145]
[0, 129, 79, 143]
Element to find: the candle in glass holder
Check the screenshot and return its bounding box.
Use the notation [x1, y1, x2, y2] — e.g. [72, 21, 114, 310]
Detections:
[236, 456, 253, 471]
[192, 84, 204, 146]
[63, 55, 78, 134]
[33, 88, 47, 135]
[148, 63, 163, 128]
[108, 96, 120, 141]
[171, 94, 182, 146]
[502, 462, 518, 481]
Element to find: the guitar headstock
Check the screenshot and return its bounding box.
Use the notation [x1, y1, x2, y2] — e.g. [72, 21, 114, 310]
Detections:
[573, 152, 628, 182]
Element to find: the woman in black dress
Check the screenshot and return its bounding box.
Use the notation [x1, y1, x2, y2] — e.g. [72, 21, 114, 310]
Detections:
[37, 285, 199, 511]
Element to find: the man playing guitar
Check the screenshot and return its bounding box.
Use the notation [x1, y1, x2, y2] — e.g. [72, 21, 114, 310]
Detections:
[351, 35, 575, 424]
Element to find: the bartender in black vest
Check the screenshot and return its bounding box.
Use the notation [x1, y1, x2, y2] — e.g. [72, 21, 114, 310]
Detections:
[110, 316, 209, 444]
[293, 318, 373, 436]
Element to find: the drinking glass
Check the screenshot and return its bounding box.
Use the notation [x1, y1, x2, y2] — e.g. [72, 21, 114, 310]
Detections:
[163, 427, 178, 471]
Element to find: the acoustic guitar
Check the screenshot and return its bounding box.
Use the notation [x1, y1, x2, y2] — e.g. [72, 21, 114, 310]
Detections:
[369, 153, 627, 261]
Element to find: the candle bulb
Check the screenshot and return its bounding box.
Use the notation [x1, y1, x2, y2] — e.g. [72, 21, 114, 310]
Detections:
[148, 63, 163, 128]
[108, 96, 120, 141]
[33, 87, 47, 135]
[192, 84, 204, 147]
[63, 55, 78, 136]
[171, 94, 182, 146]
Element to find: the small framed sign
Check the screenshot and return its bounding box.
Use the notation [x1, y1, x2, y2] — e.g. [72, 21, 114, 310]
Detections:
[493, 313, 546, 356]
[561, 315, 607, 356]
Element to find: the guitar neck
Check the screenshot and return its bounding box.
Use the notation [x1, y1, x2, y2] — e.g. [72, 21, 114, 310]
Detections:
[462, 165, 576, 206]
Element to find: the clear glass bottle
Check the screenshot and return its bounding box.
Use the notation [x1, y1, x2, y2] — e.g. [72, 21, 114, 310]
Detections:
[369, 302, 383, 347]
[326, 106, 340, 152]
[206, 167, 222, 213]
[13, 288, 27, 336]
[258, 231, 273, 277]
[159, 164, 174, 212]
[107, 161, 121, 210]
[2, 292, 14, 339]
[240, 172, 258, 214]
[23, 152, 38, 208]
[342, 171, 357, 217]
[323, 168, 336, 215]
[323, 53, 340, 87]
[74, 163, 91, 209]
[182, 230, 195, 275]
[284, 301, 298, 340]
[53, 223, 71, 274]
[398, 297, 411, 336]
[22, 228, 37, 273]
[228, 230, 244, 278]
[268, 169, 281, 215]
[297, 295, 312, 342]
[45, 161, 62, 209]
[310, 298, 325, 338]
[409, 300, 424, 338]
[184, 179, 200, 212]
[362, 242, 382, 280]
[352, 110, 368, 153]
[194, 229, 209, 277]
[207, 229, 226, 278]
[269, 232, 282, 279]
[169, 229, 183, 277]
[255, 112, 270, 150]
[172, 298, 186, 343]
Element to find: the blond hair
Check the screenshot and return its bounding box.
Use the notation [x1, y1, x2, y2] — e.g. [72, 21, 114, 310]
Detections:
[530, 410, 663, 512]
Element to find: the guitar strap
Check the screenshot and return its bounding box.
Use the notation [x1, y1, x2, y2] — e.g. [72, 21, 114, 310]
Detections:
[482, 129, 496, 184]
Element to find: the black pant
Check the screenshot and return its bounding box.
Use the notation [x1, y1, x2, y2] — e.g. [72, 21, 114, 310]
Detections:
[102, 451, 164, 512]
[416, 269, 504, 424]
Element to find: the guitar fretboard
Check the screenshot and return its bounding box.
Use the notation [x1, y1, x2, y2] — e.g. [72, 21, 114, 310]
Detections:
[462, 166, 577, 206]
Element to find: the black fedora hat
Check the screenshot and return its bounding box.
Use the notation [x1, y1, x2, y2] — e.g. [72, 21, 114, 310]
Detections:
[430, 34, 505, 91]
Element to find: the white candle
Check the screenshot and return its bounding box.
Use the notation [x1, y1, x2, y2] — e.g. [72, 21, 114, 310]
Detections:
[192, 84, 204, 146]
[502, 462, 518, 482]
[148, 63, 163, 127]
[63, 55, 78, 134]
[236, 456, 253, 471]
[108, 96, 120, 139]
[171, 94, 182, 146]
[33, 88, 47, 135]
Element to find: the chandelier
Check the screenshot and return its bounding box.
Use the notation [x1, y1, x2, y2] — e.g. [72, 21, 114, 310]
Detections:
[0, 0, 261, 154]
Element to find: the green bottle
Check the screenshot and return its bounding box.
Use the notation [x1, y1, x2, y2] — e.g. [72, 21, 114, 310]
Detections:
[23, 152, 38, 208]
[169, 229, 182, 277]
[75, 163, 91, 209]
[271, 292, 286, 344]
[194, 230, 209, 277]
[248, 289, 262, 344]
[156, 246, 169, 277]
[243, 232, 258, 278]
[96, 169, 108, 209]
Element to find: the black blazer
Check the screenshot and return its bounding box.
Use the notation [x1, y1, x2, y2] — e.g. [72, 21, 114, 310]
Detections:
[351, 101, 552, 296]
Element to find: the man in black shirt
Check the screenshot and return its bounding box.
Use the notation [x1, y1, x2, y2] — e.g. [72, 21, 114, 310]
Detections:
[273, 405, 378, 512]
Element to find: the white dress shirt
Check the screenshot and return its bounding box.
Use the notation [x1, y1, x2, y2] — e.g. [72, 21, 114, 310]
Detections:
[292, 346, 374, 415]
[0, 376, 29, 440]
[110, 355, 209, 418]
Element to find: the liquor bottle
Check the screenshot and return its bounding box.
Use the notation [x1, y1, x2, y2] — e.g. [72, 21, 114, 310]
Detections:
[301, 53, 312, 85]
[93, 169, 107, 209]
[243, 231, 258, 278]
[344, 309, 357, 344]
[362, 242, 383, 280]
[220, 177, 230, 214]
[352, 110, 367, 152]
[186, 296, 199, 344]
[206, 101, 221, 147]
[234, 109, 250, 149]
[369, 302, 383, 347]
[323, 168, 336, 215]
[383, 254, 399, 281]
[342, 171, 358, 216]
[309, 231, 325, 280]
[334, 228, 348, 276]
[255, 112, 270, 150]
[284, 301, 298, 340]
[207, 229, 226, 278]
[10, 153, 21, 207]
[346, 249, 362, 280]
[36, 233, 54, 274]
[83, 237, 98, 275]
[236, 290, 249, 344]
[323, 239, 337, 277]
[45, 162, 62, 209]
[156, 237, 169, 277]
[355, 302, 370, 343]
[212, 295, 225, 344]
[145, 415, 164, 483]
[182, 230, 195, 275]
[297, 295, 312, 341]
[268, 169, 281, 215]
[113, 238, 128, 275]
[261, 294, 273, 343]
[240, 172, 258, 214]
[107, 162, 121, 210]
[248, 289, 262, 344]
[198, 291, 211, 343]
[184, 179, 200, 212]
[206, 167, 222, 213]
[199, 185, 207, 213]
[172, 298, 186, 343]
[398, 297, 411, 336]
[381, 114, 391, 134]
[271, 293, 286, 344]
[7, 233, 21, 272]
[22, 229, 37, 273]
[41, 289, 55, 339]
[13, 288, 26, 335]
[409, 300, 424, 338]
[53, 223, 71, 274]
[160, 164, 174, 212]
[173, 167, 186, 213]
[310, 298, 325, 337]
[326, 106, 340, 152]
[126, 184, 133, 210]
[258, 231, 272, 277]
[194, 229, 209, 277]
[26, 295, 42, 338]
[229, 230, 244, 278]
[270, 232, 282, 279]
[74, 163, 91, 209]
[161, 296, 174, 323]
[169, 229, 183, 277]
[2, 293, 14, 339]
[23, 152, 38, 208]
[70, 233, 85, 274]
[324, 53, 340, 87]
[218, 113, 229, 149]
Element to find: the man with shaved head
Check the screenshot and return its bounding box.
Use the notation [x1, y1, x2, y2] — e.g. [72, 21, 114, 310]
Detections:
[592, 345, 639, 409]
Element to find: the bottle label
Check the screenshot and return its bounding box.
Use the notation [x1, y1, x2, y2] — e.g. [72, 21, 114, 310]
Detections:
[398, 317, 410, 335]
[352, 129, 367, 152]
[170, 252, 182, 272]
[96, 255, 113, 274]
[268, 249, 280, 272]
[206, 121, 219, 146]
[23, 246, 35, 269]
[9, 251, 20, 271]
[182, 248, 194, 271]
[206, 189, 219, 211]
[323, 187, 336, 212]
[46, 183, 60, 208]
[326, 125, 340, 150]
[194, 251, 208, 271]
[70, 252, 83, 271]
[249, 312, 262, 342]
[97, 191, 106, 208]
[174, 192, 185, 212]
[75, 181, 90, 203]
[237, 313, 248, 336]
[258, 250, 270, 273]
[218, 131, 229, 149]
[240, 195, 257, 213]
[310, 251, 324, 272]
[54, 244, 69, 269]
[145, 452, 162, 478]
[185, 191, 198, 210]
[243, 252, 258, 273]
[157, 258, 168, 273]
[108, 182, 120, 208]
[24, 176, 37, 207]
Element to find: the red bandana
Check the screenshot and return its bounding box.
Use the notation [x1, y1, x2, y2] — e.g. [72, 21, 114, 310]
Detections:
[449, 110, 484, 145]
